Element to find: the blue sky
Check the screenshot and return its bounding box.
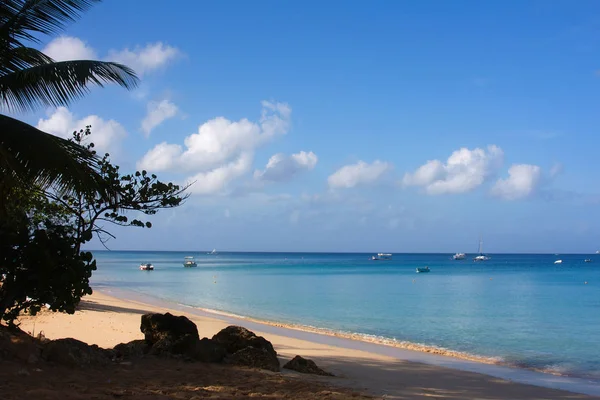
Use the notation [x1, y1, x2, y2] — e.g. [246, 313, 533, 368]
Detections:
[17, 0, 600, 253]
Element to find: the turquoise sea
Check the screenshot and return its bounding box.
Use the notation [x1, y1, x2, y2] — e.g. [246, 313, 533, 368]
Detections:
[91, 251, 600, 381]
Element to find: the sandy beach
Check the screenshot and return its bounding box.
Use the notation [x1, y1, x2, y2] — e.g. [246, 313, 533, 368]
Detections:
[3, 291, 595, 399]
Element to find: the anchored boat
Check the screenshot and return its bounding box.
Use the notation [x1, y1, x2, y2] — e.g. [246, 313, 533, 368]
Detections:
[416, 266, 430, 273]
[183, 256, 197, 267]
[139, 263, 154, 271]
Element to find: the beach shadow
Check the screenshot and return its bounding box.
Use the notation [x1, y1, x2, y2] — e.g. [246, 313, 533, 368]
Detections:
[302, 354, 593, 400]
[77, 300, 150, 315]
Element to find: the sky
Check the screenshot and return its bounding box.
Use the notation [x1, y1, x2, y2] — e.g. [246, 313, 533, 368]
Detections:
[14, 0, 600, 253]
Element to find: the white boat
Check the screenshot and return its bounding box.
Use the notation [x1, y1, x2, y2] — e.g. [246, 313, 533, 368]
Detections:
[473, 238, 491, 261]
[183, 256, 197, 267]
[584, 259, 592, 263]
[453, 253, 466, 260]
[207, 248, 217, 255]
[378, 253, 392, 259]
[554, 260, 563, 264]
[139, 263, 154, 271]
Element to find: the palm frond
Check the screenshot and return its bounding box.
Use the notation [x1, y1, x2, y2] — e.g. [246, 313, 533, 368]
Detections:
[0, 60, 139, 113]
[0, 114, 118, 200]
[0, 45, 52, 75]
[0, 0, 101, 44]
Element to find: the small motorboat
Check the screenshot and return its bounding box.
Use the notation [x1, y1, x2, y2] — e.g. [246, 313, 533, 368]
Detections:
[183, 256, 197, 267]
[416, 266, 430, 273]
[554, 260, 563, 264]
[585, 259, 592, 263]
[453, 253, 466, 260]
[371, 255, 379, 261]
[139, 263, 154, 271]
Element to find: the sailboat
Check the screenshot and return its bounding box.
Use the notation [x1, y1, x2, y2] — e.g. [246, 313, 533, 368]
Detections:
[473, 237, 491, 261]
[207, 248, 217, 255]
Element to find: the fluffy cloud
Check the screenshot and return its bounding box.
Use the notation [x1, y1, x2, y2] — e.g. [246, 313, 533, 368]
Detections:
[43, 36, 97, 61]
[107, 42, 180, 76]
[491, 164, 542, 200]
[328, 160, 391, 189]
[186, 152, 253, 195]
[37, 107, 127, 159]
[138, 101, 291, 195]
[403, 145, 504, 194]
[138, 101, 291, 173]
[42, 36, 180, 77]
[141, 99, 178, 136]
[254, 151, 317, 182]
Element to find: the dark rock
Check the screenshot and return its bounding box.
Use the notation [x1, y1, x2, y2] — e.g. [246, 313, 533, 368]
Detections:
[283, 355, 334, 376]
[113, 340, 149, 359]
[212, 326, 277, 358]
[192, 338, 226, 363]
[140, 313, 199, 345]
[42, 338, 111, 367]
[226, 347, 280, 372]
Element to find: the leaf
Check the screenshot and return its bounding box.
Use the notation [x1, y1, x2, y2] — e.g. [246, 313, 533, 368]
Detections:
[0, 0, 101, 44]
[0, 60, 139, 113]
[0, 114, 120, 200]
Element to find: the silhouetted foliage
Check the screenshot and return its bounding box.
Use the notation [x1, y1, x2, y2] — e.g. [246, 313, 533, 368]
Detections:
[0, 127, 189, 325]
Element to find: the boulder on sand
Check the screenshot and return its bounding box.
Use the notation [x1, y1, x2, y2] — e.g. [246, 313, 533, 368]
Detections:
[212, 326, 277, 358]
[140, 313, 199, 345]
[283, 355, 334, 376]
[193, 338, 227, 363]
[226, 346, 280, 372]
[113, 340, 149, 359]
[42, 338, 111, 367]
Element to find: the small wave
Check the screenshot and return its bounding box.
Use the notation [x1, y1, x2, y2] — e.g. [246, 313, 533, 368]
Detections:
[191, 305, 504, 366]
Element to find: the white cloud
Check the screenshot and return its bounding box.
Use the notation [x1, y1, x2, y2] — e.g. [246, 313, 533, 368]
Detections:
[138, 101, 291, 196]
[491, 164, 542, 200]
[43, 36, 97, 61]
[37, 107, 127, 159]
[403, 145, 504, 194]
[138, 101, 291, 174]
[186, 152, 253, 195]
[107, 42, 180, 76]
[328, 160, 391, 189]
[254, 151, 317, 182]
[141, 99, 178, 136]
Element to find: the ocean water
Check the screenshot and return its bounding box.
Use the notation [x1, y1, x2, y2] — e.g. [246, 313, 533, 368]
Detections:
[91, 251, 600, 380]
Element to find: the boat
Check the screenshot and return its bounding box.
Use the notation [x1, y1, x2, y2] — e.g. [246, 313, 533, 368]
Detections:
[416, 266, 430, 273]
[378, 253, 392, 259]
[183, 256, 197, 267]
[453, 253, 466, 260]
[139, 263, 154, 271]
[596, 251, 600, 254]
[585, 259, 592, 263]
[554, 260, 563, 264]
[371, 255, 379, 261]
[207, 248, 217, 255]
[473, 238, 491, 261]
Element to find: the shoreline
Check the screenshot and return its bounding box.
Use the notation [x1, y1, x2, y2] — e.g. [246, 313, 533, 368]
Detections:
[97, 286, 600, 397]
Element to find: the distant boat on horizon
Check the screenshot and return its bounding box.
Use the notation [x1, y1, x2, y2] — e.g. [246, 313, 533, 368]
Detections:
[473, 238, 491, 262]
[453, 252, 466, 260]
[207, 248, 217, 255]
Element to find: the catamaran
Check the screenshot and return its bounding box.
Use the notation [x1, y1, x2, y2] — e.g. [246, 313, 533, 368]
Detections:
[473, 238, 490, 261]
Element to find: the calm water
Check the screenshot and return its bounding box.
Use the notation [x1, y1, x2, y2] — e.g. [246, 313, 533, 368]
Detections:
[91, 251, 600, 380]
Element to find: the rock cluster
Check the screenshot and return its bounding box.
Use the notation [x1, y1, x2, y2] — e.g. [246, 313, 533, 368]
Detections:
[1, 312, 331, 375]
